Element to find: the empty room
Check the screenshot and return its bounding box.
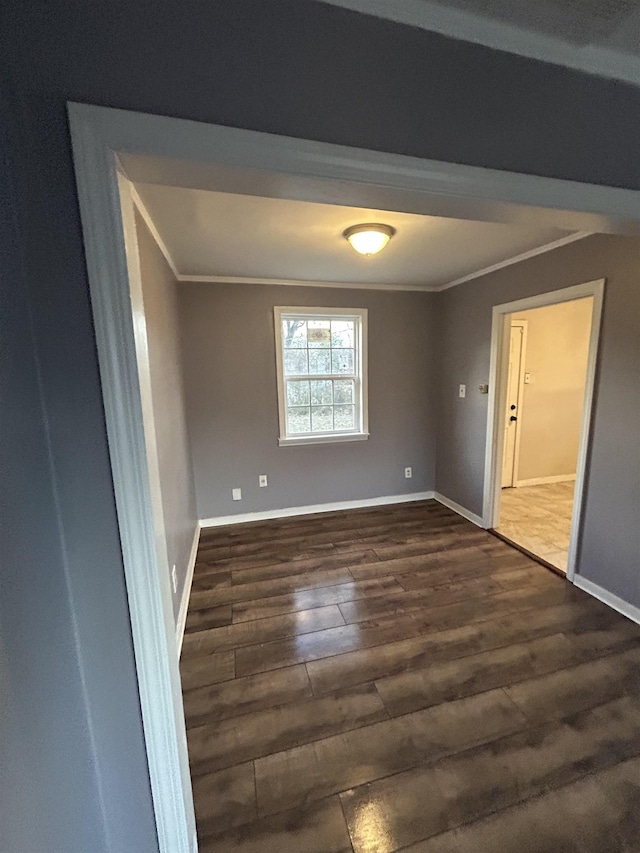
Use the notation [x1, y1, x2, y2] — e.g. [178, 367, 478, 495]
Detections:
[113, 144, 640, 852]
[4, 3, 640, 853]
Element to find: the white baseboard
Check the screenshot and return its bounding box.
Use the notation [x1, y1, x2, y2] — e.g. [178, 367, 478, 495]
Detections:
[199, 491, 435, 528]
[175, 523, 201, 655]
[515, 474, 577, 487]
[433, 492, 486, 528]
[573, 575, 640, 625]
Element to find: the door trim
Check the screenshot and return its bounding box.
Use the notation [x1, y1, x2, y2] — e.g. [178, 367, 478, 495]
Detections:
[502, 319, 528, 488]
[66, 101, 631, 850]
[482, 279, 605, 581]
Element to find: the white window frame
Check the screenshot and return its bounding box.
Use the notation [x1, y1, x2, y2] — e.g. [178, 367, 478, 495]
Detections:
[274, 306, 369, 447]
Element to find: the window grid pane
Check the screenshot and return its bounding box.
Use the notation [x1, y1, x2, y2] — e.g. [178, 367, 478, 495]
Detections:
[287, 406, 311, 434]
[287, 380, 310, 406]
[331, 320, 354, 349]
[308, 349, 332, 374]
[307, 321, 331, 348]
[284, 348, 308, 376]
[310, 380, 333, 405]
[282, 320, 307, 348]
[311, 405, 333, 432]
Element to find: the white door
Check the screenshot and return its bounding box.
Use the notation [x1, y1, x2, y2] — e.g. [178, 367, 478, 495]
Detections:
[502, 322, 526, 487]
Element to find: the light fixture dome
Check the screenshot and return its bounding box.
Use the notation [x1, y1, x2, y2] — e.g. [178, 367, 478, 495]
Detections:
[343, 223, 396, 256]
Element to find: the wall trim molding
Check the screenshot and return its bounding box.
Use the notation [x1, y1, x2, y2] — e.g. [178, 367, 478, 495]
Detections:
[439, 232, 592, 290]
[175, 525, 200, 656]
[200, 491, 436, 528]
[176, 233, 592, 293]
[573, 575, 640, 625]
[179, 274, 434, 292]
[171, 236, 596, 295]
[433, 492, 485, 527]
[129, 183, 181, 279]
[515, 474, 577, 487]
[68, 107, 197, 852]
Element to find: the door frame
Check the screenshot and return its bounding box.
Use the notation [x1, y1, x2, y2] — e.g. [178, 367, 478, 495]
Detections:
[482, 280, 605, 580]
[66, 102, 635, 851]
[501, 319, 528, 488]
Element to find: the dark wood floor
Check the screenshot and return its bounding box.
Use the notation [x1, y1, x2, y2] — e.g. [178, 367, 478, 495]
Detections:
[180, 499, 640, 853]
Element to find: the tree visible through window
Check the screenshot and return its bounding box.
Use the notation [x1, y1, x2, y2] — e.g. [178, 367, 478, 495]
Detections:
[274, 307, 368, 445]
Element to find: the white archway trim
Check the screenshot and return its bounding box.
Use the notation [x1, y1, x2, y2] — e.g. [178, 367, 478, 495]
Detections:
[67, 101, 639, 850]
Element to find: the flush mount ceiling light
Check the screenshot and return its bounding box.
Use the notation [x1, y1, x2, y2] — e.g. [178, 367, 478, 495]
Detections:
[343, 223, 396, 256]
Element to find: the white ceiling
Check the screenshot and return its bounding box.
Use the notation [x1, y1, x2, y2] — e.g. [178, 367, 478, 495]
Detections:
[135, 183, 573, 289]
[320, 0, 640, 85]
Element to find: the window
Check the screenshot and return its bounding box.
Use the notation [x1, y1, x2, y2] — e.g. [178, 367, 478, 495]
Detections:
[274, 307, 368, 446]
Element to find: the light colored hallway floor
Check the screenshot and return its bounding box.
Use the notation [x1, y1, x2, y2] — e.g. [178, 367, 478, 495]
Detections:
[497, 481, 576, 572]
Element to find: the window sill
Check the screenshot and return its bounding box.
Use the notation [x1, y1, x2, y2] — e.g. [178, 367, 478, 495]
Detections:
[278, 432, 370, 447]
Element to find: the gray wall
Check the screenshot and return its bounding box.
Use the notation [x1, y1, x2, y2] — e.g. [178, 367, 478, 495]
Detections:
[2, 0, 640, 847]
[0, 96, 157, 853]
[180, 283, 437, 518]
[136, 212, 198, 621]
[1, 113, 106, 853]
[435, 234, 640, 607]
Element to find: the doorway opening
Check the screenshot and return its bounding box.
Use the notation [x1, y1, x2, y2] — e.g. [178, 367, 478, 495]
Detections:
[484, 281, 604, 579]
[68, 103, 634, 852]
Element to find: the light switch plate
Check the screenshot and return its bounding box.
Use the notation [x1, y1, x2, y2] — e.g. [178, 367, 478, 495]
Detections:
[259, 474, 268, 487]
[459, 384, 466, 398]
[232, 488, 242, 501]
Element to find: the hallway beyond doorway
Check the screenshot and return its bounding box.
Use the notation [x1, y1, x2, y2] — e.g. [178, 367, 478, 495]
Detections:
[498, 482, 575, 572]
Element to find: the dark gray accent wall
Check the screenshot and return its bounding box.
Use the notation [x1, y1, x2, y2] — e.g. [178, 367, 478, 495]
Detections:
[2, 1, 639, 847]
[435, 234, 640, 607]
[136, 212, 198, 621]
[3, 0, 640, 189]
[0, 113, 106, 853]
[180, 284, 437, 518]
[0, 100, 156, 853]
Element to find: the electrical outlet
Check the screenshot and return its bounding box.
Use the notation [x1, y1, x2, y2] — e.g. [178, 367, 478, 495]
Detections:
[232, 488, 242, 501]
[171, 564, 177, 594]
[405, 467, 412, 478]
[259, 474, 268, 488]
[459, 384, 466, 398]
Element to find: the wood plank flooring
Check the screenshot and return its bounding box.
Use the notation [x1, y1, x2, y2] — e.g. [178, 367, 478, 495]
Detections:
[180, 499, 640, 853]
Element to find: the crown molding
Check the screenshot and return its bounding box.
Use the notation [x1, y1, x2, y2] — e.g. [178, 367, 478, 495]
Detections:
[437, 232, 593, 290]
[177, 274, 436, 292]
[129, 183, 181, 279]
[178, 232, 593, 292]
